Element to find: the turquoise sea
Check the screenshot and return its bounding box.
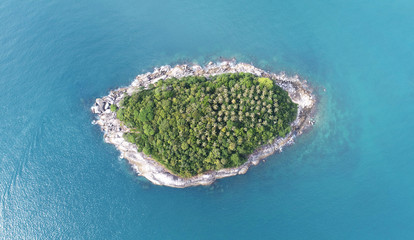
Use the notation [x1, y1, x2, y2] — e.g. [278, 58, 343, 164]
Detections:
[1, 0, 414, 239]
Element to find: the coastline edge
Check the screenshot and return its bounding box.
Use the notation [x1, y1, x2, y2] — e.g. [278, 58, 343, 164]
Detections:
[91, 60, 316, 188]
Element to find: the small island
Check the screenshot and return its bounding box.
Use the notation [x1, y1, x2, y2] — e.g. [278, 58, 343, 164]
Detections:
[92, 61, 315, 187]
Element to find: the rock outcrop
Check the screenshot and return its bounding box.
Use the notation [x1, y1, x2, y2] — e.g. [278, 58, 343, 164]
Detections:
[91, 61, 316, 188]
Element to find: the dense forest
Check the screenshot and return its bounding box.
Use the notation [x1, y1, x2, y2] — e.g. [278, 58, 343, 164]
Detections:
[114, 73, 297, 177]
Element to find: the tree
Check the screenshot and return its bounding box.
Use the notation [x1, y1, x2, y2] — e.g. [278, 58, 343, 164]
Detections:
[258, 77, 274, 89]
[228, 142, 236, 151]
[143, 124, 155, 136]
[231, 154, 240, 165]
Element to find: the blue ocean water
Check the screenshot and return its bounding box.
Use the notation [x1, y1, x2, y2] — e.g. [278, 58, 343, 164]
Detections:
[1, 0, 414, 239]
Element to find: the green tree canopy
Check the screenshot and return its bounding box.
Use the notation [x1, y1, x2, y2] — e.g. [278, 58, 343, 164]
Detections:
[117, 73, 297, 177]
[258, 77, 274, 89]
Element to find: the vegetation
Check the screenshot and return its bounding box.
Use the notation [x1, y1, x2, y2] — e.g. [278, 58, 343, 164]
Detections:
[110, 104, 118, 112]
[115, 73, 297, 177]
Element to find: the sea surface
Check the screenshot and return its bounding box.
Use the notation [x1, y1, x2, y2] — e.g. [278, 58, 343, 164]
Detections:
[1, 0, 414, 239]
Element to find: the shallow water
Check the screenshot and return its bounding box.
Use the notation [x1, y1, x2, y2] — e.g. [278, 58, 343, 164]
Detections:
[1, 0, 414, 239]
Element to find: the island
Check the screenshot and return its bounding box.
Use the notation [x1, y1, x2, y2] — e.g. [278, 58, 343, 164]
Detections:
[91, 61, 316, 188]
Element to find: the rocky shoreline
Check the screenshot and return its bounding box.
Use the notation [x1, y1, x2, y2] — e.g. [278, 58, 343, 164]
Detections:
[91, 61, 316, 188]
